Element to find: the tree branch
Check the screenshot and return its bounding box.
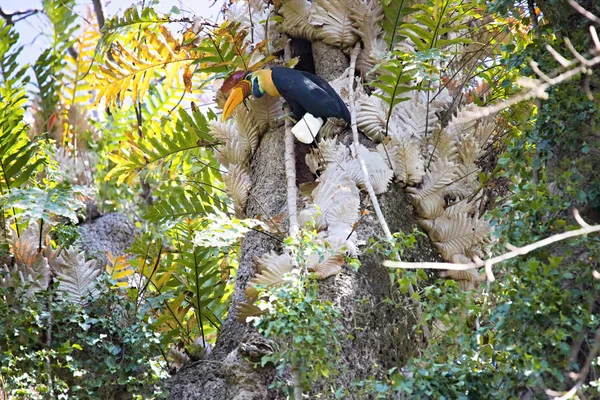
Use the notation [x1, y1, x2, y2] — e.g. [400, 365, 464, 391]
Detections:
[384, 209, 600, 283]
[457, 5, 600, 125]
[91, 0, 105, 28]
[0, 7, 42, 25]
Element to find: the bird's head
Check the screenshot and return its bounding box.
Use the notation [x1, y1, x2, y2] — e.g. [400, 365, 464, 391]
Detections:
[222, 70, 272, 120]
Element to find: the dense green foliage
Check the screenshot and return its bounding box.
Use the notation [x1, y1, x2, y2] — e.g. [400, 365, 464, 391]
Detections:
[0, 278, 166, 399]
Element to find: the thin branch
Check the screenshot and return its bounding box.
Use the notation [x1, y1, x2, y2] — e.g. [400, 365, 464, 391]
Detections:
[0, 7, 42, 25]
[91, 0, 106, 28]
[567, 0, 599, 23]
[284, 118, 299, 238]
[457, 8, 600, 125]
[349, 43, 392, 239]
[384, 209, 600, 283]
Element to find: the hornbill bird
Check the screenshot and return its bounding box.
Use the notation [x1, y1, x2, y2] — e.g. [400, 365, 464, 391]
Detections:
[222, 67, 350, 143]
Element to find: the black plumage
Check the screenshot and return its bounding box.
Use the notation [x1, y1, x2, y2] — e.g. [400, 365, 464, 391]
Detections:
[271, 67, 351, 123]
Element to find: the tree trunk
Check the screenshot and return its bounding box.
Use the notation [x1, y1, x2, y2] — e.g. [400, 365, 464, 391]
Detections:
[167, 41, 440, 400]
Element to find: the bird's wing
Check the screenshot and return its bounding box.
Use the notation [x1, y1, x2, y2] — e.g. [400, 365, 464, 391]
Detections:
[299, 71, 350, 123]
[272, 68, 350, 123]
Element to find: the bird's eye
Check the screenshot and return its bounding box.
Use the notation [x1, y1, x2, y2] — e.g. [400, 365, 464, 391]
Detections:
[244, 73, 252, 81]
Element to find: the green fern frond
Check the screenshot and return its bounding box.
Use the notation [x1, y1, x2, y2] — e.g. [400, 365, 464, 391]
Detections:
[34, 0, 79, 127]
[62, 18, 101, 107]
[105, 108, 217, 185]
[101, 6, 172, 48]
[0, 20, 45, 195]
[395, 0, 474, 51]
[380, 0, 417, 50]
[0, 185, 93, 224]
[145, 187, 222, 224]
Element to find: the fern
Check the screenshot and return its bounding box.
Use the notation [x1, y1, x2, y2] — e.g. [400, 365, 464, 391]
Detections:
[100, 6, 172, 47]
[380, 0, 416, 50]
[0, 21, 45, 218]
[395, 0, 473, 51]
[0, 184, 93, 224]
[105, 108, 218, 185]
[145, 187, 222, 224]
[94, 26, 199, 106]
[33, 0, 79, 128]
[51, 246, 101, 306]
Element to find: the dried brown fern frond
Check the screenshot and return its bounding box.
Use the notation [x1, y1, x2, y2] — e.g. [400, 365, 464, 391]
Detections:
[245, 251, 293, 302]
[310, 0, 360, 48]
[307, 251, 345, 279]
[377, 137, 425, 185]
[279, 0, 320, 40]
[224, 164, 252, 218]
[428, 214, 490, 260]
[389, 90, 450, 141]
[407, 157, 457, 201]
[350, 0, 385, 72]
[344, 145, 393, 194]
[310, 165, 361, 229]
[248, 95, 285, 133]
[357, 94, 387, 142]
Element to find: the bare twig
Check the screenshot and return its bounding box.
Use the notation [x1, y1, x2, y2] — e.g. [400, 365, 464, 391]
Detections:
[348, 43, 392, 239]
[385, 209, 600, 283]
[567, 0, 599, 23]
[284, 118, 299, 238]
[0, 7, 42, 25]
[456, 1, 600, 125]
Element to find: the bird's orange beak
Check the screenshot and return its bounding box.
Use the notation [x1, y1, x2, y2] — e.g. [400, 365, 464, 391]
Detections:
[222, 80, 251, 120]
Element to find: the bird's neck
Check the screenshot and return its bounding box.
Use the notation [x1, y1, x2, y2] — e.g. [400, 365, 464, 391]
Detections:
[255, 70, 281, 97]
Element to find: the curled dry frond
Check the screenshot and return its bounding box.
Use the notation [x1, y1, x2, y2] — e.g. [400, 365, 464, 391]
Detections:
[168, 346, 191, 371]
[308, 251, 345, 279]
[357, 94, 387, 142]
[311, 165, 361, 229]
[318, 136, 349, 166]
[426, 128, 458, 162]
[407, 157, 457, 201]
[350, 0, 386, 72]
[427, 214, 490, 260]
[389, 90, 449, 140]
[279, 0, 320, 40]
[377, 137, 425, 185]
[248, 95, 285, 134]
[234, 107, 261, 155]
[444, 105, 478, 140]
[443, 198, 479, 217]
[344, 145, 393, 194]
[208, 120, 237, 142]
[245, 251, 293, 302]
[415, 193, 445, 220]
[310, 0, 360, 48]
[224, 165, 252, 217]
